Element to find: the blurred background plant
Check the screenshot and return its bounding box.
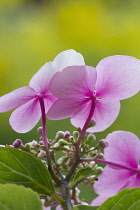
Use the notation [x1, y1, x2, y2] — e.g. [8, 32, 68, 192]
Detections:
[0, 0, 140, 205]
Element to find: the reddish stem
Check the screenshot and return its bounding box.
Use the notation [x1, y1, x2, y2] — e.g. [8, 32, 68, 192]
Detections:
[38, 95, 62, 184]
[82, 158, 140, 174]
[38, 95, 48, 150]
[76, 97, 96, 157]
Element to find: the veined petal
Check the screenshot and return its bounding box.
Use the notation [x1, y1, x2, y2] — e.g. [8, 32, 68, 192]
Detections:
[104, 131, 140, 168]
[50, 66, 97, 99]
[93, 165, 133, 196]
[71, 101, 92, 128]
[96, 55, 140, 100]
[47, 98, 85, 120]
[125, 173, 140, 189]
[9, 98, 41, 133]
[43, 94, 57, 114]
[29, 62, 54, 94]
[52, 49, 85, 72]
[0, 87, 36, 112]
[87, 99, 120, 133]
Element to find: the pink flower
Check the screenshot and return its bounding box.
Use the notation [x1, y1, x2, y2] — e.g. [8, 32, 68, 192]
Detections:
[91, 131, 140, 206]
[47, 56, 140, 132]
[0, 50, 85, 133]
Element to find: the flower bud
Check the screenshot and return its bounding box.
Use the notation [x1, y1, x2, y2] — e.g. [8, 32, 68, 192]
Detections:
[39, 141, 44, 145]
[58, 139, 71, 146]
[95, 167, 103, 175]
[25, 143, 31, 151]
[73, 131, 79, 139]
[41, 160, 46, 165]
[37, 126, 43, 135]
[99, 139, 108, 149]
[87, 120, 96, 128]
[29, 140, 38, 148]
[88, 161, 96, 169]
[64, 131, 70, 138]
[89, 148, 98, 156]
[63, 146, 72, 151]
[55, 131, 65, 141]
[69, 136, 76, 144]
[13, 139, 22, 148]
[52, 143, 60, 150]
[77, 127, 81, 132]
[37, 150, 46, 158]
[57, 156, 70, 165]
[86, 134, 96, 143]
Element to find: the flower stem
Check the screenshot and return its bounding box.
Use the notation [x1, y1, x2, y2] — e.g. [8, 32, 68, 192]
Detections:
[38, 96, 61, 185]
[38, 96, 50, 161]
[76, 97, 96, 158]
[65, 98, 96, 182]
[60, 182, 72, 210]
[37, 97, 47, 148]
[81, 158, 140, 174]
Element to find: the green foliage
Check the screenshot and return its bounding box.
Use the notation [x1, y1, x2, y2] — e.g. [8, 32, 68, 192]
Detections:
[1, 0, 140, 205]
[98, 188, 140, 210]
[0, 184, 42, 210]
[68, 167, 94, 189]
[0, 146, 54, 195]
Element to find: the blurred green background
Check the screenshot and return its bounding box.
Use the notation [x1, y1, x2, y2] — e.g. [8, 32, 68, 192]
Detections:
[0, 0, 140, 205]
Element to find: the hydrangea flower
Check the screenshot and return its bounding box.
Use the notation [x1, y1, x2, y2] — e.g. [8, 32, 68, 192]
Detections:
[47, 56, 140, 132]
[91, 131, 140, 206]
[0, 50, 85, 133]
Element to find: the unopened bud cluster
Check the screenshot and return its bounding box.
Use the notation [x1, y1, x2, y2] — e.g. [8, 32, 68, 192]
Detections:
[10, 127, 107, 194]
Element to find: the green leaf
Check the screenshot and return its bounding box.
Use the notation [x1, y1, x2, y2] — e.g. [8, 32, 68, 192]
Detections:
[0, 146, 55, 195]
[68, 167, 94, 189]
[72, 205, 98, 210]
[0, 184, 43, 210]
[98, 188, 140, 210]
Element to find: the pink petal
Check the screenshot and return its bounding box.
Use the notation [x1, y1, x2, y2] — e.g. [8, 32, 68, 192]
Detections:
[93, 165, 133, 196]
[43, 207, 51, 210]
[56, 205, 63, 210]
[125, 173, 140, 189]
[104, 131, 140, 168]
[47, 98, 85, 120]
[41, 200, 51, 210]
[29, 62, 54, 94]
[96, 55, 140, 100]
[0, 87, 36, 112]
[9, 98, 41, 133]
[91, 195, 111, 206]
[87, 99, 120, 133]
[71, 101, 92, 128]
[50, 66, 97, 99]
[92, 173, 140, 206]
[43, 94, 57, 113]
[52, 49, 85, 72]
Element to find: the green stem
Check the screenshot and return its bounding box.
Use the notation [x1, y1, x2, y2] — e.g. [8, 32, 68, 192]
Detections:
[65, 159, 80, 182]
[60, 182, 72, 210]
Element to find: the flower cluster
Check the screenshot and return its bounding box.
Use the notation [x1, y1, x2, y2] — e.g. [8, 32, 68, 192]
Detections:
[91, 131, 140, 206]
[0, 50, 84, 133]
[0, 49, 140, 209]
[1, 50, 140, 133]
